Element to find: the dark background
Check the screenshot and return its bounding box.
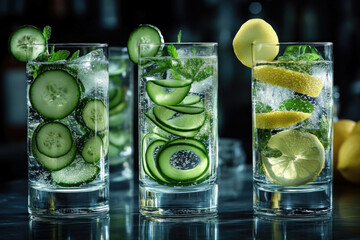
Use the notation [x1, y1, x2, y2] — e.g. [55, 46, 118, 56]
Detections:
[0, 0, 359, 180]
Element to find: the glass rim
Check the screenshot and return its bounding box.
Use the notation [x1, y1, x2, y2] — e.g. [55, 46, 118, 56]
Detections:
[252, 42, 333, 46]
[138, 42, 218, 46]
[25, 43, 108, 47]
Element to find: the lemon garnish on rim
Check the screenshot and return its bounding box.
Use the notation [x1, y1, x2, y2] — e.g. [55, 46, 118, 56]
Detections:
[253, 65, 323, 97]
[256, 111, 311, 129]
[263, 129, 325, 186]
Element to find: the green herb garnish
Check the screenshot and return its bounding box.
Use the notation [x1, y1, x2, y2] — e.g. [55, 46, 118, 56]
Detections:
[278, 97, 314, 113]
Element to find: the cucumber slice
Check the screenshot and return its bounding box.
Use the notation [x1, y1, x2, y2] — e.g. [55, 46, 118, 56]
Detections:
[109, 102, 127, 116]
[157, 144, 209, 182]
[150, 79, 193, 88]
[145, 109, 199, 138]
[109, 112, 125, 127]
[165, 138, 207, 153]
[145, 140, 171, 184]
[127, 24, 164, 64]
[109, 143, 121, 159]
[51, 159, 99, 187]
[141, 133, 169, 180]
[163, 105, 204, 114]
[81, 99, 108, 132]
[109, 87, 123, 109]
[81, 135, 103, 163]
[146, 81, 190, 106]
[109, 129, 130, 148]
[153, 106, 206, 131]
[30, 70, 81, 119]
[9, 25, 46, 62]
[179, 95, 201, 105]
[35, 122, 73, 158]
[32, 137, 76, 171]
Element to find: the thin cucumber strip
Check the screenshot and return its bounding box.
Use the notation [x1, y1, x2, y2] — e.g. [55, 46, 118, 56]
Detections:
[150, 79, 193, 88]
[179, 95, 201, 105]
[109, 111, 125, 127]
[153, 106, 206, 131]
[9, 25, 46, 62]
[109, 87, 123, 109]
[109, 102, 127, 116]
[145, 109, 199, 138]
[145, 140, 170, 184]
[146, 81, 190, 106]
[163, 105, 204, 114]
[157, 144, 209, 182]
[81, 135, 103, 163]
[165, 138, 207, 153]
[32, 137, 76, 171]
[141, 133, 169, 180]
[51, 159, 99, 187]
[127, 24, 164, 64]
[109, 129, 130, 148]
[80, 99, 108, 132]
[35, 122, 73, 158]
[30, 70, 81, 119]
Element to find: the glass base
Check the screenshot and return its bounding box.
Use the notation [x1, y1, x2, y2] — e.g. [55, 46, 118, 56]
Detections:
[139, 182, 218, 218]
[28, 183, 109, 219]
[253, 180, 332, 218]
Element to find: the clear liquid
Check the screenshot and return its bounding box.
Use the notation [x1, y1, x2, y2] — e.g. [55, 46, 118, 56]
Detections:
[252, 61, 333, 216]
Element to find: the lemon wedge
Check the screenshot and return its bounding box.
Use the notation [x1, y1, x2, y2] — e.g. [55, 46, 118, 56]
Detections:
[263, 130, 325, 186]
[256, 111, 311, 129]
[253, 65, 323, 97]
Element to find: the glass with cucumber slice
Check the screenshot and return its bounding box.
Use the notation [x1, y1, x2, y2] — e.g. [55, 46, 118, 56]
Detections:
[107, 47, 134, 181]
[130, 24, 218, 217]
[9, 24, 112, 217]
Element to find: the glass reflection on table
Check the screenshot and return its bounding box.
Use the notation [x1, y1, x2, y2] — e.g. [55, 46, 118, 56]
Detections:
[139, 216, 218, 240]
[29, 213, 110, 240]
[253, 215, 333, 240]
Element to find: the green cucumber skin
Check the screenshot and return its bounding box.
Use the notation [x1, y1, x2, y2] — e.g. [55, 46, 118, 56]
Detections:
[35, 122, 73, 158]
[9, 25, 46, 62]
[145, 140, 171, 184]
[51, 163, 100, 187]
[127, 24, 164, 64]
[156, 143, 209, 183]
[80, 134, 103, 163]
[146, 81, 191, 106]
[76, 98, 108, 132]
[30, 70, 81, 120]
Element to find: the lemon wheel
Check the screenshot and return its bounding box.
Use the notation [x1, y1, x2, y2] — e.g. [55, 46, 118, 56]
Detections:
[262, 129, 325, 186]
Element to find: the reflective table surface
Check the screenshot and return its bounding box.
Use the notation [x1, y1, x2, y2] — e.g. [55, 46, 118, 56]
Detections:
[0, 166, 360, 239]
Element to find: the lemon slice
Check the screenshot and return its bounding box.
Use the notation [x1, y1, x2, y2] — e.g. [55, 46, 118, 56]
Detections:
[253, 65, 323, 97]
[263, 130, 325, 186]
[256, 111, 311, 129]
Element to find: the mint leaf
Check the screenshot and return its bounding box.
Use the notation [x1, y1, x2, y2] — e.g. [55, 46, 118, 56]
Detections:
[48, 50, 70, 62]
[256, 102, 272, 113]
[256, 129, 272, 152]
[167, 45, 178, 57]
[263, 146, 282, 158]
[68, 50, 80, 61]
[177, 30, 182, 43]
[43, 25, 51, 42]
[278, 97, 314, 113]
[279, 45, 323, 61]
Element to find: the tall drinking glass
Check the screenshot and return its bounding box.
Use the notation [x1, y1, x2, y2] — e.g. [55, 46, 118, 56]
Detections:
[26, 44, 109, 217]
[138, 43, 218, 217]
[108, 47, 134, 182]
[252, 42, 333, 216]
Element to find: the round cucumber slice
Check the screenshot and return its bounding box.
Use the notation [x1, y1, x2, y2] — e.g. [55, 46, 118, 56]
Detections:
[51, 159, 99, 187]
[145, 140, 171, 184]
[9, 25, 46, 62]
[145, 109, 199, 138]
[35, 122, 73, 158]
[30, 70, 81, 119]
[32, 137, 76, 171]
[157, 144, 209, 182]
[153, 106, 206, 131]
[127, 24, 164, 64]
[150, 79, 193, 88]
[146, 81, 191, 106]
[81, 135, 103, 163]
[80, 99, 108, 132]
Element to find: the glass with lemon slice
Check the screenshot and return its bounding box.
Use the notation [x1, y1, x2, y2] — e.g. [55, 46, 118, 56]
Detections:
[251, 42, 333, 217]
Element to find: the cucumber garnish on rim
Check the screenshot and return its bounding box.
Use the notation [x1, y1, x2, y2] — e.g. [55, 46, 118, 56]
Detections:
[9, 25, 46, 62]
[127, 24, 164, 64]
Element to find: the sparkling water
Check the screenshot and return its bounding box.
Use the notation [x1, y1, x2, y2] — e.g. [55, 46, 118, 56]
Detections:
[27, 46, 109, 217]
[252, 59, 333, 217]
